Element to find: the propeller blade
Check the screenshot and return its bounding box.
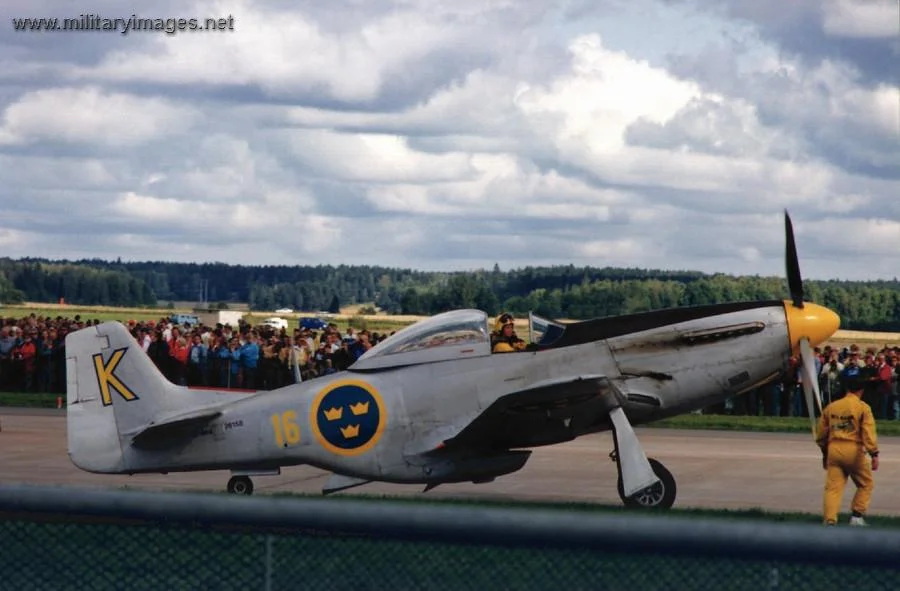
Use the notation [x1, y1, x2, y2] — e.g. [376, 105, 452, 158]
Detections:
[798, 337, 823, 442]
[784, 210, 804, 308]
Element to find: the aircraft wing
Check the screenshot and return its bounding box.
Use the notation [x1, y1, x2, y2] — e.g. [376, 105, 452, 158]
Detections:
[127, 408, 223, 449]
[407, 374, 611, 459]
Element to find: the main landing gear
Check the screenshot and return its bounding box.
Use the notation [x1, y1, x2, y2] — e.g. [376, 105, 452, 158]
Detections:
[607, 406, 677, 509]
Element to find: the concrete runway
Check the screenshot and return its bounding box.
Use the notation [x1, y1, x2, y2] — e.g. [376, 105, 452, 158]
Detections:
[2, 407, 899, 517]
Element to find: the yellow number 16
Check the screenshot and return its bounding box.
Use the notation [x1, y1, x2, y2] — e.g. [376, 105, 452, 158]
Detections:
[271, 410, 300, 447]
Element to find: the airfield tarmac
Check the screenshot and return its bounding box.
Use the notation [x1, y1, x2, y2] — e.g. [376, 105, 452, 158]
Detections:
[2, 407, 899, 517]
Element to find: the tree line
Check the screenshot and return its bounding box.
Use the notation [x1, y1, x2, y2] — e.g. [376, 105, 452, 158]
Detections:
[2, 257, 900, 331]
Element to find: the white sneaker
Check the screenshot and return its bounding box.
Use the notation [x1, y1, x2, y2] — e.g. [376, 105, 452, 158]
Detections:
[849, 516, 868, 527]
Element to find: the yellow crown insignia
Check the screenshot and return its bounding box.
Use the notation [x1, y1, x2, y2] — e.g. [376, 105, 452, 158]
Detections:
[323, 407, 343, 421]
[340, 424, 360, 439]
[349, 401, 369, 416]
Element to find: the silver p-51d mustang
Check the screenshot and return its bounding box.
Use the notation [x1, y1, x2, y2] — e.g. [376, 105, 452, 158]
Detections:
[65, 212, 839, 509]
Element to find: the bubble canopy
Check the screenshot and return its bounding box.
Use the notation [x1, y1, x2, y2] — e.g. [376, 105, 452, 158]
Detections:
[349, 309, 492, 371]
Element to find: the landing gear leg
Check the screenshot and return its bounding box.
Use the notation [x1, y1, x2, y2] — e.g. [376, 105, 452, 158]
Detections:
[607, 406, 677, 509]
[227, 475, 253, 495]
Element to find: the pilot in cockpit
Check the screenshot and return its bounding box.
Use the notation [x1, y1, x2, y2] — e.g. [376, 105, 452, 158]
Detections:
[491, 313, 527, 353]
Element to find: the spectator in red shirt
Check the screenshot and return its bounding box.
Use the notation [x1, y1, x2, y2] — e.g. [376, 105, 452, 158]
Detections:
[13, 332, 37, 391]
[876, 353, 895, 419]
[169, 336, 189, 386]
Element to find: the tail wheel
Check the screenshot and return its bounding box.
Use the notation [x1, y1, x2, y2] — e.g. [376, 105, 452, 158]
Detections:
[617, 458, 676, 509]
[227, 476, 254, 495]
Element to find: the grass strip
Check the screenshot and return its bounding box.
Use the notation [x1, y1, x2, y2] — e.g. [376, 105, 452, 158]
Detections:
[0, 392, 61, 408]
[3, 303, 417, 332]
[646, 413, 900, 436]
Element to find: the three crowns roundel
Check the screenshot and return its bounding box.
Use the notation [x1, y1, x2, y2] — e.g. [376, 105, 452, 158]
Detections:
[310, 379, 386, 456]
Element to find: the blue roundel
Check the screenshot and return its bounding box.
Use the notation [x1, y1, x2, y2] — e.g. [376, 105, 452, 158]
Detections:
[314, 384, 382, 452]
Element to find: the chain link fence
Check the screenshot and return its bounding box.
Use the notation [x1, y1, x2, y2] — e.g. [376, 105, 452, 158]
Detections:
[1, 485, 899, 590]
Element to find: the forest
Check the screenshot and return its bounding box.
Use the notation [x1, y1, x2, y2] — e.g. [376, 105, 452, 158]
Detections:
[2, 257, 900, 331]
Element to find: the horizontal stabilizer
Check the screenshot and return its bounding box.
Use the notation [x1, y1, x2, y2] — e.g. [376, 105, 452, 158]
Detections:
[129, 409, 222, 449]
[323, 473, 371, 495]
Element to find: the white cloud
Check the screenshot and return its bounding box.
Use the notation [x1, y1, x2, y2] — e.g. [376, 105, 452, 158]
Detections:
[0, 86, 196, 147]
[822, 0, 900, 38]
[517, 34, 704, 154]
[174, 134, 270, 202]
[72, 0, 488, 103]
[0, 154, 121, 190]
[0, 227, 25, 247]
[807, 218, 900, 259]
[841, 83, 900, 135]
[111, 189, 317, 234]
[788, 59, 899, 135]
[364, 154, 637, 218]
[578, 238, 645, 260]
[282, 129, 476, 183]
[284, 68, 533, 138]
[667, 40, 900, 178]
[113, 192, 227, 224]
[504, 34, 851, 203]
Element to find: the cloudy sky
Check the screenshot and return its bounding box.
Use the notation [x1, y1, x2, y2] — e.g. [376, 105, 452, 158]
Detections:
[1, 0, 898, 280]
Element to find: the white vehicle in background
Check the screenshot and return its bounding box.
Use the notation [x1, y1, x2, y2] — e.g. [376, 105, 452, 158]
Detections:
[275, 308, 293, 314]
[262, 317, 288, 330]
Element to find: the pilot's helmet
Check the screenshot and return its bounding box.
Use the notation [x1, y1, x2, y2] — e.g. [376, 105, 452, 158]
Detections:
[494, 313, 515, 333]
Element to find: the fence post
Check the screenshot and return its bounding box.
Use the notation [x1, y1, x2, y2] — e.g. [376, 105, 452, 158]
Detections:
[264, 534, 273, 591]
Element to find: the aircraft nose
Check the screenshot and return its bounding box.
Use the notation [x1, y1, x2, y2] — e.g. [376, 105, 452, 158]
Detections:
[783, 301, 841, 351]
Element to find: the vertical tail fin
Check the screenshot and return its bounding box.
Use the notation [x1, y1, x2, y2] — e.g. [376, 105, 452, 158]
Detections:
[65, 321, 245, 473]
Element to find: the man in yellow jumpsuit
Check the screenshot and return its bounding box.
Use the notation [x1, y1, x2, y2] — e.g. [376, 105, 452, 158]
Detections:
[816, 377, 880, 526]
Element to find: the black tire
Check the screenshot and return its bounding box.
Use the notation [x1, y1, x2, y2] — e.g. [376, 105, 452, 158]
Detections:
[227, 476, 254, 495]
[617, 458, 676, 509]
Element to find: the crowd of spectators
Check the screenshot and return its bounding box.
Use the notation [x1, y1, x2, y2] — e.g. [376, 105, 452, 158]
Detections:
[714, 344, 900, 420]
[0, 313, 393, 394]
[0, 313, 897, 420]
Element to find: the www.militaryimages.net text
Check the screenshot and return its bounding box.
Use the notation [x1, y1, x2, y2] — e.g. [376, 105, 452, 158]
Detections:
[11, 14, 235, 35]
